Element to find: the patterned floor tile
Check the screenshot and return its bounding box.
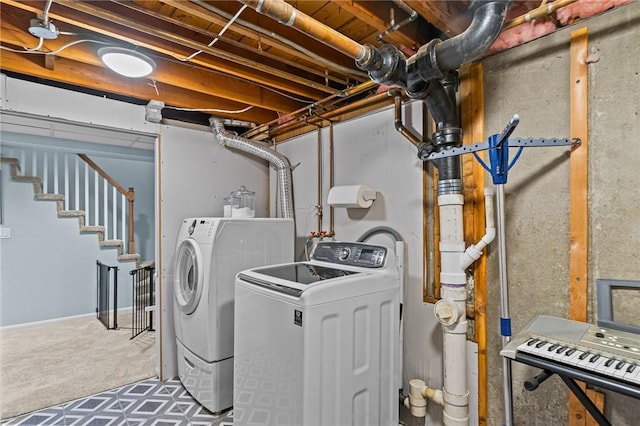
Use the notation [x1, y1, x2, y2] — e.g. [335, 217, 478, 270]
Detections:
[2, 406, 65, 426]
[1, 377, 238, 426]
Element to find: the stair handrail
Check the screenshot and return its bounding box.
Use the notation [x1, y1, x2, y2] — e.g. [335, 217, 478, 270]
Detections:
[78, 154, 136, 254]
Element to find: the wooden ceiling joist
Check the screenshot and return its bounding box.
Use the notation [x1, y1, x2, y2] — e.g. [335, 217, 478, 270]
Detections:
[0, 12, 304, 115]
[0, 49, 278, 124]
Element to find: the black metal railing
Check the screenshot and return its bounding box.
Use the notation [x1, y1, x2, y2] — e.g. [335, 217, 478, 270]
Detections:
[130, 264, 155, 339]
[96, 260, 119, 330]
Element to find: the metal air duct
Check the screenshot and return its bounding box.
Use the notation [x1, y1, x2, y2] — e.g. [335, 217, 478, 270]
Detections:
[211, 119, 295, 221]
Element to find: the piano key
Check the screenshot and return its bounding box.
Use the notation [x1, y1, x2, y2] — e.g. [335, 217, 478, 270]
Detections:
[602, 360, 620, 376]
[535, 340, 547, 349]
[589, 356, 611, 373]
[526, 338, 539, 346]
[548, 344, 559, 352]
[604, 358, 616, 367]
[624, 366, 640, 384]
[577, 352, 596, 368]
[551, 346, 573, 361]
[614, 362, 630, 378]
[589, 354, 601, 363]
[565, 348, 576, 356]
[563, 349, 586, 366]
[627, 364, 637, 374]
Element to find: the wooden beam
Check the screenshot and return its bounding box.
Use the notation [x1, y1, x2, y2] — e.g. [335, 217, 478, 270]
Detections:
[3, 0, 330, 99]
[404, 0, 470, 37]
[460, 62, 487, 425]
[568, 26, 605, 426]
[0, 17, 303, 114]
[332, 0, 420, 49]
[53, 0, 337, 95]
[0, 50, 278, 124]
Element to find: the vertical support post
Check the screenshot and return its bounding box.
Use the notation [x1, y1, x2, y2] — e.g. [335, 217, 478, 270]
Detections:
[94, 170, 99, 226]
[64, 154, 69, 210]
[43, 151, 48, 192]
[568, 26, 605, 426]
[460, 62, 488, 425]
[74, 156, 79, 210]
[104, 178, 108, 238]
[84, 162, 89, 217]
[54, 152, 59, 194]
[128, 187, 135, 254]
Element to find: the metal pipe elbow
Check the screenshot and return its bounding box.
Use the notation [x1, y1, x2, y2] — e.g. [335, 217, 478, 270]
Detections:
[435, 1, 511, 73]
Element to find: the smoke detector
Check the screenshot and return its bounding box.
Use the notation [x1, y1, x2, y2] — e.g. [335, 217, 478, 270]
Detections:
[28, 18, 58, 39]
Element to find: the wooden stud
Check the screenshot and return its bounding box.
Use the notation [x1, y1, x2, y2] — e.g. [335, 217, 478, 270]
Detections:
[460, 62, 488, 425]
[568, 26, 605, 426]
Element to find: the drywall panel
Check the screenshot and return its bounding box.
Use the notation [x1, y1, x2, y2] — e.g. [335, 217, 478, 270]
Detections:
[158, 124, 270, 379]
[1, 77, 157, 138]
[482, 3, 640, 425]
[276, 101, 470, 426]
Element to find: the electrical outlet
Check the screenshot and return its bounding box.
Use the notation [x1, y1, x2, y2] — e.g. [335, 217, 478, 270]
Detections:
[0, 227, 11, 239]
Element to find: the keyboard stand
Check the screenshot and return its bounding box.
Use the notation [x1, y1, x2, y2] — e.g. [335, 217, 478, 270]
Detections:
[514, 352, 640, 426]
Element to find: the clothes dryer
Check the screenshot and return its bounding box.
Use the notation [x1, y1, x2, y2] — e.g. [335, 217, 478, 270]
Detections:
[173, 217, 294, 413]
[234, 241, 400, 426]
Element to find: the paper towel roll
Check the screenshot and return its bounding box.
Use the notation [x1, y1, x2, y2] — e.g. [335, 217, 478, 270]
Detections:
[327, 185, 377, 208]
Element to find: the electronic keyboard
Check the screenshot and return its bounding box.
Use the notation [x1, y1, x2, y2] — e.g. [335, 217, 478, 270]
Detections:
[501, 315, 640, 399]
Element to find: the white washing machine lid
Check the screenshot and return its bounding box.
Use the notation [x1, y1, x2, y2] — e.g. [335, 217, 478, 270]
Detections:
[174, 238, 204, 314]
[237, 261, 370, 298]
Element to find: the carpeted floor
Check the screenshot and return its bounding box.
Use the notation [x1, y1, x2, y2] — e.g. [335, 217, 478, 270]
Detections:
[0, 312, 156, 420]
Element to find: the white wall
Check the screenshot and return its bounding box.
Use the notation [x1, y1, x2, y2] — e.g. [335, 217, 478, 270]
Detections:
[157, 124, 269, 379]
[273, 102, 468, 425]
[0, 164, 135, 326]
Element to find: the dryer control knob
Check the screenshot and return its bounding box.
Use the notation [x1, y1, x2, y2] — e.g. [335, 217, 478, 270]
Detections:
[339, 247, 351, 260]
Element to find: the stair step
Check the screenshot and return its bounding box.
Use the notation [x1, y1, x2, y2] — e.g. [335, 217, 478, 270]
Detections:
[118, 253, 140, 262]
[36, 193, 65, 201]
[101, 240, 123, 248]
[58, 210, 85, 218]
[0, 157, 18, 165]
[80, 226, 105, 233]
[13, 175, 40, 184]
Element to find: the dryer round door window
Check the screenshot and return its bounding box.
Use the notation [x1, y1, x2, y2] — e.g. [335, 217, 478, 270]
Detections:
[174, 239, 204, 315]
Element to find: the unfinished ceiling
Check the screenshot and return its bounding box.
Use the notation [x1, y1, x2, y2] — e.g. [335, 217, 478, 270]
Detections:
[0, 0, 632, 140]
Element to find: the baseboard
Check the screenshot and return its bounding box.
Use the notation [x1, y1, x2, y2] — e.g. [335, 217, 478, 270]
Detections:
[0, 307, 133, 331]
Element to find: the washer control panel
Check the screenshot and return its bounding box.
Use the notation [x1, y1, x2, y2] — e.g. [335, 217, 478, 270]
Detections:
[311, 242, 386, 268]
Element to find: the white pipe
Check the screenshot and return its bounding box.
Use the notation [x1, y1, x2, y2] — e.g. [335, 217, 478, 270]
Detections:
[436, 191, 470, 426]
[403, 379, 444, 417]
[460, 187, 496, 270]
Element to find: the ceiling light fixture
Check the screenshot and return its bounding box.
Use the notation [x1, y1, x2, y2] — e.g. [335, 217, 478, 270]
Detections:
[97, 47, 156, 78]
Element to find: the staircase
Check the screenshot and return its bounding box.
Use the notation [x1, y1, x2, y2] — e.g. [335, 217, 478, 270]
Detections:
[1, 156, 140, 263]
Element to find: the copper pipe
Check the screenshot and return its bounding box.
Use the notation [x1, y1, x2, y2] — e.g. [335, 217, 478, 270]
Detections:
[316, 127, 323, 234]
[393, 91, 421, 147]
[502, 0, 579, 31]
[268, 91, 393, 138]
[238, 0, 367, 61]
[328, 120, 335, 236]
[243, 80, 378, 139]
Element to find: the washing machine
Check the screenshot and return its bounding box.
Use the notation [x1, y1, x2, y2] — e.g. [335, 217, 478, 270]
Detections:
[233, 241, 400, 426]
[173, 217, 294, 414]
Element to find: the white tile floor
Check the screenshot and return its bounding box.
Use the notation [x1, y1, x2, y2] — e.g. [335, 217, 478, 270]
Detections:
[1, 378, 232, 426]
